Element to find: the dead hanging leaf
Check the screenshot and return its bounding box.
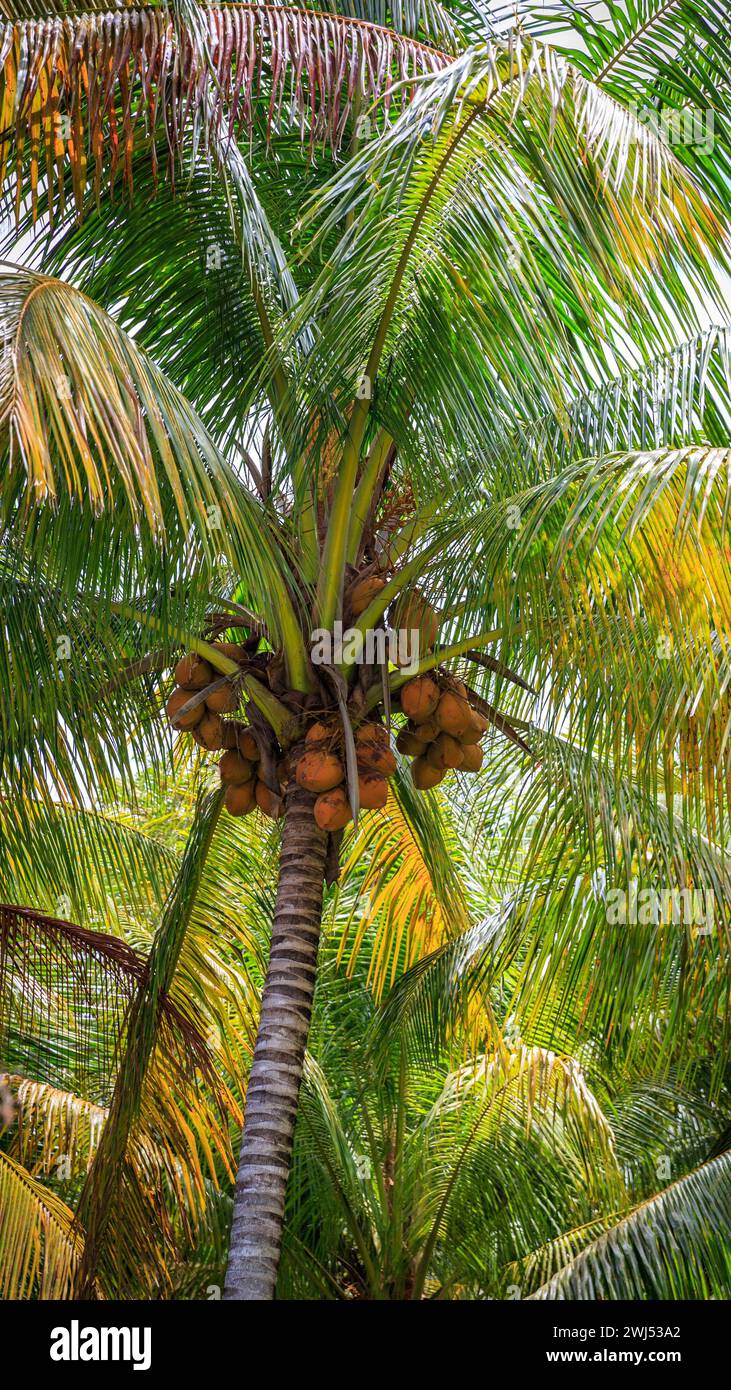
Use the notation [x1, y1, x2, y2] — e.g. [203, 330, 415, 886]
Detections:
[320, 662, 360, 828]
[0, 5, 449, 221]
[465, 686, 532, 754]
[463, 648, 537, 694]
[247, 698, 282, 800]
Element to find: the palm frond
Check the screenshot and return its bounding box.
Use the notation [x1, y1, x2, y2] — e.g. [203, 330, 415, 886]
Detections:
[536, 2, 731, 211]
[284, 32, 727, 519]
[0, 3, 448, 222]
[334, 766, 471, 1000]
[530, 1148, 731, 1299]
[0, 792, 174, 929]
[73, 786, 227, 1296]
[0, 1148, 86, 1298]
[4, 1072, 106, 1176]
[521, 324, 731, 484]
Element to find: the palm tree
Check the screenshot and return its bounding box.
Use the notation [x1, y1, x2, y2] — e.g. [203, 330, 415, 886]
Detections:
[1, 0, 730, 1300]
[2, 771, 729, 1299]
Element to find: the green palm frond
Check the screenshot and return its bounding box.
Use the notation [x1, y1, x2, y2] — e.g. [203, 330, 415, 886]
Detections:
[536, 2, 731, 211]
[287, 33, 726, 510]
[374, 719, 731, 1087]
[530, 1148, 731, 1300]
[73, 786, 227, 1296]
[428, 441, 731, 824]
[0, 266, 288, 583]
[518, 325, 731, 485]
[0, 262, 313, 691]
[0, 793, 173, 930]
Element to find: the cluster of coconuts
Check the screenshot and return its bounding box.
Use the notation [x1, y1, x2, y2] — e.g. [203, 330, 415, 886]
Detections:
[165, 648, 282, 819]
[395, 675, 488, 788]
[295, 719, 397, 831]
[165, 586, 486, 830]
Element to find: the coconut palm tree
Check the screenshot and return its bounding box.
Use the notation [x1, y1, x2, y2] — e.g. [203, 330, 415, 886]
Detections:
[1, 0, 731, 1300]
[2, 771, 729, 1299]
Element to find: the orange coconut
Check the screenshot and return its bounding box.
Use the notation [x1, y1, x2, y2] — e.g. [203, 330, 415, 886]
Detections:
[356, 726, 397, 777]
[296, 749, 345, 793]
[224, 781, 256, 816]
[411, 757, 445, 790]
[459, 710, 484, 745]
[211, 641, 247, 663]
[390, 589, 439, 658]
[220, 724, 259, 760]
[205, 682, 240, 715]
[460, 743, 484, 772]
[426, 733, 465, 771]
[411, 716, 440, 744]
[358, 772, 389, 810]
[255, 780, 283, 819]
[219, 750, 255, 785]
[314, 785, 353, 831]
[396, 729, 427, 757]
[192, 712, 225, 751]
[166, 686, 204, 731]
[305, 720, 337, 749]
[400, 676, 440, 724]
[349, 575, 386, 617]
[435, 690, 471, 738]
[174, 653, 213, 692]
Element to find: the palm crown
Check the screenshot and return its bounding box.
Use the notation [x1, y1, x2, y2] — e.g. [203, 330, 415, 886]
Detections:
[0, 0, 730, 1300]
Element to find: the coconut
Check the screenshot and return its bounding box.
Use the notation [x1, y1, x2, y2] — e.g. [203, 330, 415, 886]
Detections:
[435, 690, 471, 738]
[192, 711, 225, 751]
[255, 780, 283, 819]
[349, 574, 386, 618]
[314, 785, 353, 831]
[411, 757, 445, 790]
[220, 723, 259, 760]
[219, 750, 255, 785]
[166, 686, 204, 731]
[305, 720, 337, 749]
[460, 743, 484, 772]
[355, 721, 389, 750]
[174, 654, 213, 691]
[426, 733, 465, 771]
[396, 729, 427, 757]
[459, 710, 484, 745]
[356, 725, 397, 776]
[205, 682, 240, 715]
[390, 589, 439, 658]
[295, 749, 345, 793]
[363, 746, 398, 777]
[224, 781, 256, 816]
[400, 676, 440, 724]
[358, 772, 388, 810]
[211, 641, 246, 664]
[411, 716, 440, 744]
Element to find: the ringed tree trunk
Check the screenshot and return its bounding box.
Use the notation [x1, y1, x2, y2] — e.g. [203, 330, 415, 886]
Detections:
[224, 783, 328, 1300]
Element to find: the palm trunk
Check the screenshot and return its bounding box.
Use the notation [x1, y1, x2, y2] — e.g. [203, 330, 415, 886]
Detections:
[224, 784, 328, 1300]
